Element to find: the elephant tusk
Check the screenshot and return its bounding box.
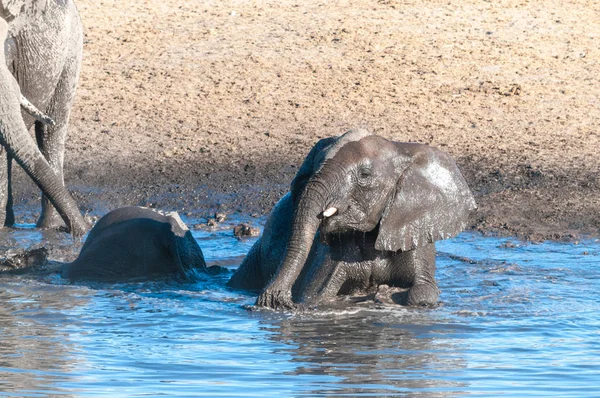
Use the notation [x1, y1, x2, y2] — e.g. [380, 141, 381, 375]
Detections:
[322, 207, 338, 218]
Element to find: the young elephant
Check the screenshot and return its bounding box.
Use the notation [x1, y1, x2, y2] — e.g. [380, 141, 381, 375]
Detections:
[63, 207, 207, 282]
[228, 129, 477, 309]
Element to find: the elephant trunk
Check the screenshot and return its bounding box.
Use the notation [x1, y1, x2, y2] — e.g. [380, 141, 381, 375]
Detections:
[0, 75, 88, 236]
[267, 172, 334, 298]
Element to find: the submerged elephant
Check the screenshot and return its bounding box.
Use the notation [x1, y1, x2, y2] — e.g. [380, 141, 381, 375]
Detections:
[0, 16, 87, 235]
[1, 1, 84, 230]
[62, 206, 209, 282]
[228, 129, 477, 309]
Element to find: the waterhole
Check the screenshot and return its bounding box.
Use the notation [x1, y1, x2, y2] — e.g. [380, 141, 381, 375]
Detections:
[0, 219, 598, 396]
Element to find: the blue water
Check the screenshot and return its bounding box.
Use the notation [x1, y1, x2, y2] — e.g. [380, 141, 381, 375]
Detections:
[0, 222, 598, 397]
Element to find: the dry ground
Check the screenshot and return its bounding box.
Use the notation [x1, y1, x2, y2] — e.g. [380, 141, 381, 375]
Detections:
[12, 0, 600, 240]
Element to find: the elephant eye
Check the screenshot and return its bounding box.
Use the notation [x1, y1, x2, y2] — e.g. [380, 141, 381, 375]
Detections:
[358, 166, 372, 180]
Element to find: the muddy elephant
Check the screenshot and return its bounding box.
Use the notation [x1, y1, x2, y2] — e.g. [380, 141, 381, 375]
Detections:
[0, 15, 87, 235]
[228, 129, 477, 310]
[1, 0, 84, 231]
[62, 207, 208, 282]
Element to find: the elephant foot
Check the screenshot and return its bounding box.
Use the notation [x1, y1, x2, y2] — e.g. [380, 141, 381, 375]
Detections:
[256, 287, 296, 310]
[38, 207, 89, 236]
[373, 285, 409, 305]
[36, 210, 66, 230]
[405, 283, 439, 307]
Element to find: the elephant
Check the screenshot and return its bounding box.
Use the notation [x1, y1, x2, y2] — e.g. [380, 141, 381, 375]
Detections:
[228, 129, 477, 310]
[62, 206, 208, 282]
[0, 15, 87, 235]
[1, 0, 84, 230]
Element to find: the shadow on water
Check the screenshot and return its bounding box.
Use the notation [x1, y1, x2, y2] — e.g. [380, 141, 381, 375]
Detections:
[0, 216, 599, 396]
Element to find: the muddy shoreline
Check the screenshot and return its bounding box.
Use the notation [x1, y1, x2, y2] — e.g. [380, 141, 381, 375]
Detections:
[11, 150, 599, 243]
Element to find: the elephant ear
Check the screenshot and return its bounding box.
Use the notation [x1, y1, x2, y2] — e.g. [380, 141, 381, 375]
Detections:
[375, 144, 477, 252]
[166, 211, 207, 280]
[1, 1, 51, 21]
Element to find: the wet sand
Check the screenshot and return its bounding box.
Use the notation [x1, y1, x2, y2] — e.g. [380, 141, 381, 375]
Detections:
[11, 0, 600, 241]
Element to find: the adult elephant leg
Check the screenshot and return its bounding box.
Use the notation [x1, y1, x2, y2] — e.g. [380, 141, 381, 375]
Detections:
[0, 146, 14, 227]
[36, 48, 81, 229]
[35, 120, 65, 229]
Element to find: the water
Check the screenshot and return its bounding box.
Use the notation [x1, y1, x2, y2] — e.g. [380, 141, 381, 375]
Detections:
[0, 221, 599, 397]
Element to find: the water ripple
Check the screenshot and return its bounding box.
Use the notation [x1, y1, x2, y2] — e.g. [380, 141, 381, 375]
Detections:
[0, 228, 598, 396]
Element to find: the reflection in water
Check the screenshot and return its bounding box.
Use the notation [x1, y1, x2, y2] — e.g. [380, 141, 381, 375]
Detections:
[0, 280, 89, 396]
[267, 309, 468, 396]
[0, 224, 598, 396]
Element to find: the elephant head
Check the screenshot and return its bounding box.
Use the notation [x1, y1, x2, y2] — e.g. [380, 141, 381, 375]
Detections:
[256, 129, 476, 309]
[0, 17, 87, 235]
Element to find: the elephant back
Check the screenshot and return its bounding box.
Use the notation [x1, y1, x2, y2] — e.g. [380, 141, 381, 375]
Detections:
[64, 207, 206, 282]
[82, 207, 185, 249]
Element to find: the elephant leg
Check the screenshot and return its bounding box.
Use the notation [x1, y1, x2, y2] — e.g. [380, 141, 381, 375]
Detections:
[35, 69, 78, 229]
[35, 120, 64, 228]
[0, 146, 14, 227]
[5, 153, 14, 227]
[295, 248, 353, 306]
[300, 264, 350, 306]
[404, 244, 439, 307]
